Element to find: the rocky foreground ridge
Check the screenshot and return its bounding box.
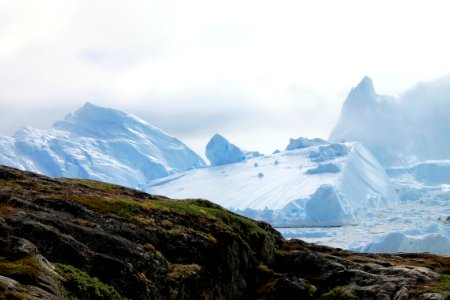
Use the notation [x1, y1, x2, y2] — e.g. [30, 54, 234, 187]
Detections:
[0, 165, 449, 299]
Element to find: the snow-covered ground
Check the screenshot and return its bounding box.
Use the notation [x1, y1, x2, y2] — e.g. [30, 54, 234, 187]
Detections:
[145, 142, 398, 227]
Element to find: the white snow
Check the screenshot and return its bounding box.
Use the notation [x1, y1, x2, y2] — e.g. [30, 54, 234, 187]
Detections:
[309, 143, 350, 162]
[285, 137, 328, 150]
[357, 227, 450, 254]
[409, 160, 450, 185]
[0, 103, 205, 188]
[205, 133, 262, 166]
[305, 163, 340, 174]
[145, 142, 398, 227]
[277, 172, 450, 254]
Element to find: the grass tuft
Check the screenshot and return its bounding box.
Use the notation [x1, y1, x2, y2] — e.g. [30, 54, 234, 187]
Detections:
[425, 274, 450, 298]
[55, 263, 127, 300]
[320, 286, 359, 300]
[0, 256, 41, 285]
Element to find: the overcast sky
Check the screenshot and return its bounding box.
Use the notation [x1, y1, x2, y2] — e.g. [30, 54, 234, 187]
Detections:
[1, 1, 450, 157]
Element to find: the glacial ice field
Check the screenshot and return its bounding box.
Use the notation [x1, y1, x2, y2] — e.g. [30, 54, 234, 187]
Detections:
[146, 141, 398, 227]
[278, 180, 450, 255]
[147, 135, 450, 254]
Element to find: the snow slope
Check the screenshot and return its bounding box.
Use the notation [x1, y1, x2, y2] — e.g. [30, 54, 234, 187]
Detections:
[330, 75, 450, 167]
[0, 103, 206, 188]
[145, 142, 398, 227]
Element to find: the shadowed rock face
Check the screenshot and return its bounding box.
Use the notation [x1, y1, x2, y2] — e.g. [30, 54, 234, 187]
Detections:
[0, 165, 449, 299]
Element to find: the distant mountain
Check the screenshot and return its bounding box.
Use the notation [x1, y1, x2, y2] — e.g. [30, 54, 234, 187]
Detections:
[145, 141, 398, 227]
[205, 133, 262, 166]
[330, 75, 450, 167]
[0, 102, 205, 188]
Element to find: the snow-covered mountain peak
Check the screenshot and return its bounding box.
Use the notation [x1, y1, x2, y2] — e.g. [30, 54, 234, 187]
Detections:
[354, 75, 375, 94]
[61, 102, 132, 125]
[52, 102, 158, 138]
[331, 75, 450, 166]
[345, 76, 377, 107]
[0, 103, 206, 187]
[13, 125, 40, 137]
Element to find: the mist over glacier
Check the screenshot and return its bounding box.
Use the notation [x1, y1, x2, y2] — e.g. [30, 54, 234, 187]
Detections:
[315, 75, 450, 254]
[330, 75, 450, 167]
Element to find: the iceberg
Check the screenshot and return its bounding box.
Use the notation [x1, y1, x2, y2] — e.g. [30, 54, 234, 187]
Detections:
[0, 103, 206, 188]
[408, 160, 450, 185]
[355, 223, 450, 255]
[330, 75, 450, 167]
[205, 133, 262, 166]
[285, 137, 328, 151]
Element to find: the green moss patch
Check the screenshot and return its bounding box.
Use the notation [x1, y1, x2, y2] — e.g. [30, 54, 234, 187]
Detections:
[55, 263, 126, 300]
[144, 199, 269, 235]
[425, 274, 450, 298]
[320, 286, 359, 300]
[66, 195, 140, 217]
[0, 256, 41, 285]
[65, 179, 125, 193]
[59, 179, 274, 246]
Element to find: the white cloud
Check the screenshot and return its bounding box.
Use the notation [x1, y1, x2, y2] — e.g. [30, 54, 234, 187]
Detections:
[1, 0, 450, 154]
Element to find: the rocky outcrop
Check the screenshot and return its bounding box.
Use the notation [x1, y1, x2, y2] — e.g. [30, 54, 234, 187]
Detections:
[0, 165, 449, 299]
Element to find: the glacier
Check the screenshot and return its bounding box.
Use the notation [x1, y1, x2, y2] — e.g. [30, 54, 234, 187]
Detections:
[278, 181, 450, 255]
[330, 75, 450, 167]
[0, 103, 205, 188]
[145, 142, 398, 227]
[357, 161, 450, 254]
